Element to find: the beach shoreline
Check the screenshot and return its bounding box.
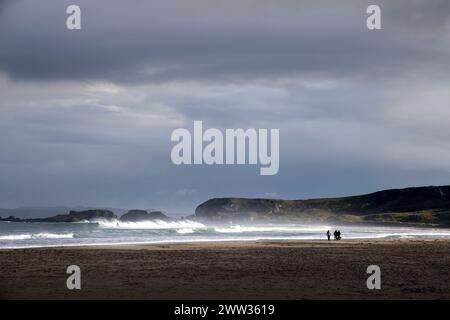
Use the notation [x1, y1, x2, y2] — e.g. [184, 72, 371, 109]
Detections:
[1, 239, 449, 300]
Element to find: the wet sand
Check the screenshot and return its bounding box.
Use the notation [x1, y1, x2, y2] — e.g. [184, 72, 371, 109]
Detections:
[0, 239, 449, 299]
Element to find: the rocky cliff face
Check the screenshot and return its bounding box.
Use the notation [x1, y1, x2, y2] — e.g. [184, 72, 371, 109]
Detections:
[195, 186, 450, 226]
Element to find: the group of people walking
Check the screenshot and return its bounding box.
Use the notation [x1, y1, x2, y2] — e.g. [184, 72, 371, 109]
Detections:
[326, 229, 342, 241]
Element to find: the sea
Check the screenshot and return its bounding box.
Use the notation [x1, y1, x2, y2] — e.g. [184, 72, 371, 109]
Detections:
[1, 219, 450, 249]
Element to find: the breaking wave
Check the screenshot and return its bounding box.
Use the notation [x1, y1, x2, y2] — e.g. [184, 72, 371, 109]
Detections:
[0, 233, 74, 240]
[213, 225, 330, 233]
[94, 219, 207, 230]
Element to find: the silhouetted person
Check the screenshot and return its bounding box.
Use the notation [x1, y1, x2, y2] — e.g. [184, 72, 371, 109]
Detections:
[326, 230, 331, 241]
[337, 230, 341, 240]
[333, 230, 338, 240]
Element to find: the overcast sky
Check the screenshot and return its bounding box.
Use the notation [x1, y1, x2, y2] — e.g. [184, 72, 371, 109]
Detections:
[1, 0, 450, 214]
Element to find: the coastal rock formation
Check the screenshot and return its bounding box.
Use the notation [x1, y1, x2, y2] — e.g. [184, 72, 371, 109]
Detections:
[0, 209, 117, 223]
[0, 215, 22, 222]
[120, 210, 171, 222]
[195, 185, 450, 226]
[49, 209, 118, 222]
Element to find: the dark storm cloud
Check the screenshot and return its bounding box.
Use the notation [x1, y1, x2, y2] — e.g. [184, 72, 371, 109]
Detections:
[0, 0, 449, 83]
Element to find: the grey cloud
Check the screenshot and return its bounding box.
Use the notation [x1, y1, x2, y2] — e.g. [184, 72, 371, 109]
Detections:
[0, 0, 449, 84]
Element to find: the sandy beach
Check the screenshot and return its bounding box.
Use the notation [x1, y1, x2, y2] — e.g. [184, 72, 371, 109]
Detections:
[0, 239, 449, 300]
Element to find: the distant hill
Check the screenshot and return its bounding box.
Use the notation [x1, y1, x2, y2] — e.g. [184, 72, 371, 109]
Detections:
[0, 209, 118, 223]
[0, 209, 173, 223]
[195, 185, 450, 227]
[0, 206, 127, 219]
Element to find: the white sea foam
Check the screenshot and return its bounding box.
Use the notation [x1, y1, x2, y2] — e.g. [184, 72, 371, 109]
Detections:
[94, 219, 207, 230]
[0, 233, 74, 240]
[0, 234, 32, 240]
[213, 225, 330, 233]
[176, 228, 196, 234]
[34, 232, 74, 239]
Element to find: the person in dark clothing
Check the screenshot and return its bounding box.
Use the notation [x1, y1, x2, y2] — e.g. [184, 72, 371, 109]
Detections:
[326, 230, 331, 241]
[337, 230, 342, 240]
[333, 230, 338, 240]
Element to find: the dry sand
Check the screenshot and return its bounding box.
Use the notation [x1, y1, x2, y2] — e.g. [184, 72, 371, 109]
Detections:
[0, 239, 449, 299]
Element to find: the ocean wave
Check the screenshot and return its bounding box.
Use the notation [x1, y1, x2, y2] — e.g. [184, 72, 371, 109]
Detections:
[176, 228, 196, 234]
[213, 225, 330, 233]
[94, 219, 208, 231]
[0, 233, 74, 240]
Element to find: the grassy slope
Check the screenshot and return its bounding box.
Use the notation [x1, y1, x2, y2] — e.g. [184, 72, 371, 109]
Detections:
[195, 186, 450, 227]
